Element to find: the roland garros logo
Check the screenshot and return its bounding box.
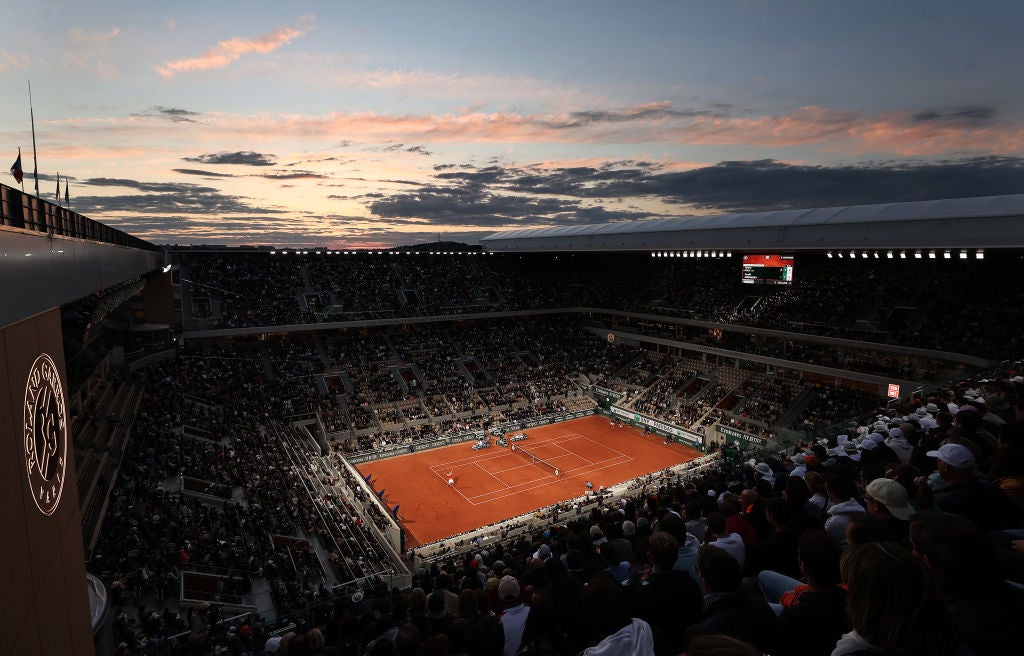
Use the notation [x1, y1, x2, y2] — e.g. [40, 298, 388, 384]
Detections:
[24, 353, 67, 516]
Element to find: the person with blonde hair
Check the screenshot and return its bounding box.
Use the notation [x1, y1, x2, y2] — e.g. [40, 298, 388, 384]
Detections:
[832, 541, 963, 656]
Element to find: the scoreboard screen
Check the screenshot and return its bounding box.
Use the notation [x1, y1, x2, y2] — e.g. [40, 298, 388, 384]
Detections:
[741, 254, 794, 285]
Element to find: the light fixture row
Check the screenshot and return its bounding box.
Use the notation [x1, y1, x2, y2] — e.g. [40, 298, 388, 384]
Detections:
[826, 249, 985, 260]
[651, 250, 733, 258]
[270, 250, 493, 255]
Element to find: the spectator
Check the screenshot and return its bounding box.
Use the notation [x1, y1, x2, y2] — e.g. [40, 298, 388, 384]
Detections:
[635, 530, 703, 655]
[833, 541, 960, 656]
[743, 498, 800, 580]
[687, 546, 779, 654]
[655, 511, 701, 586]
[580, 578, 653, 656]
[886, 427, 913, 465]
[496, 576, 529, 656]
[927, 443, 1024, 530]
[909, 511, 1024, 655]
[823, 475, 865, 547]
[862, 478, 913, 543]
[704, 512, 746, 568]
[765, 531, 849, 656]
[515, 600, 573, 656]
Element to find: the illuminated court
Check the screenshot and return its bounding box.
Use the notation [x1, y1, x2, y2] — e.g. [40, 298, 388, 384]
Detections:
[356, 415, 701, 547]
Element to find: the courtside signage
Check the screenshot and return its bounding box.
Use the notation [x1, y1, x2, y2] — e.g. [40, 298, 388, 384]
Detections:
[610, 406, 702, 447]
[716, 424, 768, 447]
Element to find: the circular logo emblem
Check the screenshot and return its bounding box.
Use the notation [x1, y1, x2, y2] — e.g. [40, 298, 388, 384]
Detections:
[24, 353, 67, 516]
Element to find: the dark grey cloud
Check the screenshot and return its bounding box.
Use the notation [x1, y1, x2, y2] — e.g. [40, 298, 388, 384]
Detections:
[70, 178, 284, 216]
[288, 155, 347, 166]
[380, 143, 433, 156]
[173, 168, 234, 178]
[86, 177, 216, 193]
[130, 214, 455, 249]
[365, 155, 1024, 226]
[435, 165, 509, 185]
[184, 151, 277, 166]
[153, 106, 200, 123]
[132, 106, 201, 123]
[367, 177, 648, 227]
[911, 106, 995, 126]
[541, 104, 732, 130]
[335, 177, 424, 186]
[102, 215, 194, 234]
[602, 156, 1024, 212]
[256, 171, 328, 180]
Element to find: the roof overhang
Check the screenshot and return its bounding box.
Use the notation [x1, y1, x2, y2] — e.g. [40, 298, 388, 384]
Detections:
[480, 194, 1024, 252]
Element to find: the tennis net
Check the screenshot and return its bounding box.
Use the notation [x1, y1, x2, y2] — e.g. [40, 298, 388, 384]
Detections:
[511, 443, 560, 477]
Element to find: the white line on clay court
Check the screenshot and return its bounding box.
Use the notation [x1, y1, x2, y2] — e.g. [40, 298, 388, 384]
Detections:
[429, 431, 635, 505]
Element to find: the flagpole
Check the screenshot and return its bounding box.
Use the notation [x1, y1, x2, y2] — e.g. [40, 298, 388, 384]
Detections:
[28, 81, 40, 199]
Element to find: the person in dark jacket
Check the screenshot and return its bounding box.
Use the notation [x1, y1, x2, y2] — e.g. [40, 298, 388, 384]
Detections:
[635, 530, 703, 655]
[776, 531, 849, 656]
[743, 498, 801, 580]
[686, 546, 780, 654]
[928, 443, 1024, 530]
[910, 511, 1024, 655]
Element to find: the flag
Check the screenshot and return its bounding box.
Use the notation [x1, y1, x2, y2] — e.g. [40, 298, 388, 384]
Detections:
[10, 149, 23, 183]
[64, 176, 69, 206]
[55, 173, 60, 202]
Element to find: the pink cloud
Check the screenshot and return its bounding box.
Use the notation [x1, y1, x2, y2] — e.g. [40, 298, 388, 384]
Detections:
[59, 27, 121, 79]
[67, 27, 120, 47]
[0, 51, 30, 73]
[44, 102, 1024, 165]
[150, 104, 1021, 160]
[844, 112, 1024, 155]
[156, 16, 315, 77]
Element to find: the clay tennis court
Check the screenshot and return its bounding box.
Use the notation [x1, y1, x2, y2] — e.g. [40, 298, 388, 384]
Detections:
[356, 415, 702, 547]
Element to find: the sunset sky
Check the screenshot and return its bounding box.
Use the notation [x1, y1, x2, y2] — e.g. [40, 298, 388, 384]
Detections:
[3, 1, 1023, 248]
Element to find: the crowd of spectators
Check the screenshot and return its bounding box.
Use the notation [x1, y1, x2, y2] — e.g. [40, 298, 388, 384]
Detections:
[94, 318, 1024, 655]
[91, 342, 401, 653]
[83, 248, 1024, 654]
[177, 249, 1021, 360]
[377, 371, 1024, 656]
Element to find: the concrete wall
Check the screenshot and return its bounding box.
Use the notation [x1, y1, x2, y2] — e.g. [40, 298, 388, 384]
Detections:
[0, 225, 161, 331]
[0, 308, 94, 656]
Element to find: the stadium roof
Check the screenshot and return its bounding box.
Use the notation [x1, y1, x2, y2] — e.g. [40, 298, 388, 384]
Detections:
[480, 194, 1024, 252]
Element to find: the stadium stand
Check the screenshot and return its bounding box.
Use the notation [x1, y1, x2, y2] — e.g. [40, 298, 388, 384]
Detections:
[74, 248, 1023, 655]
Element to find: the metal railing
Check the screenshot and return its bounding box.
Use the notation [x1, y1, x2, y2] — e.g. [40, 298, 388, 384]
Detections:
[0, 182, 157, 250]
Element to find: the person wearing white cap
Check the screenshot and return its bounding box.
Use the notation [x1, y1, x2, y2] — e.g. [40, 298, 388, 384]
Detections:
[864, 478, 915, 541]
[927, 443, 1024, 531]
[754, 462, 774, 487]
[885, 427, 913, 465]
[917, 408, 939, 432]
[497, 575, 529, 656]
[839, 442, 861, 463]
[788, 453, 807, 479]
